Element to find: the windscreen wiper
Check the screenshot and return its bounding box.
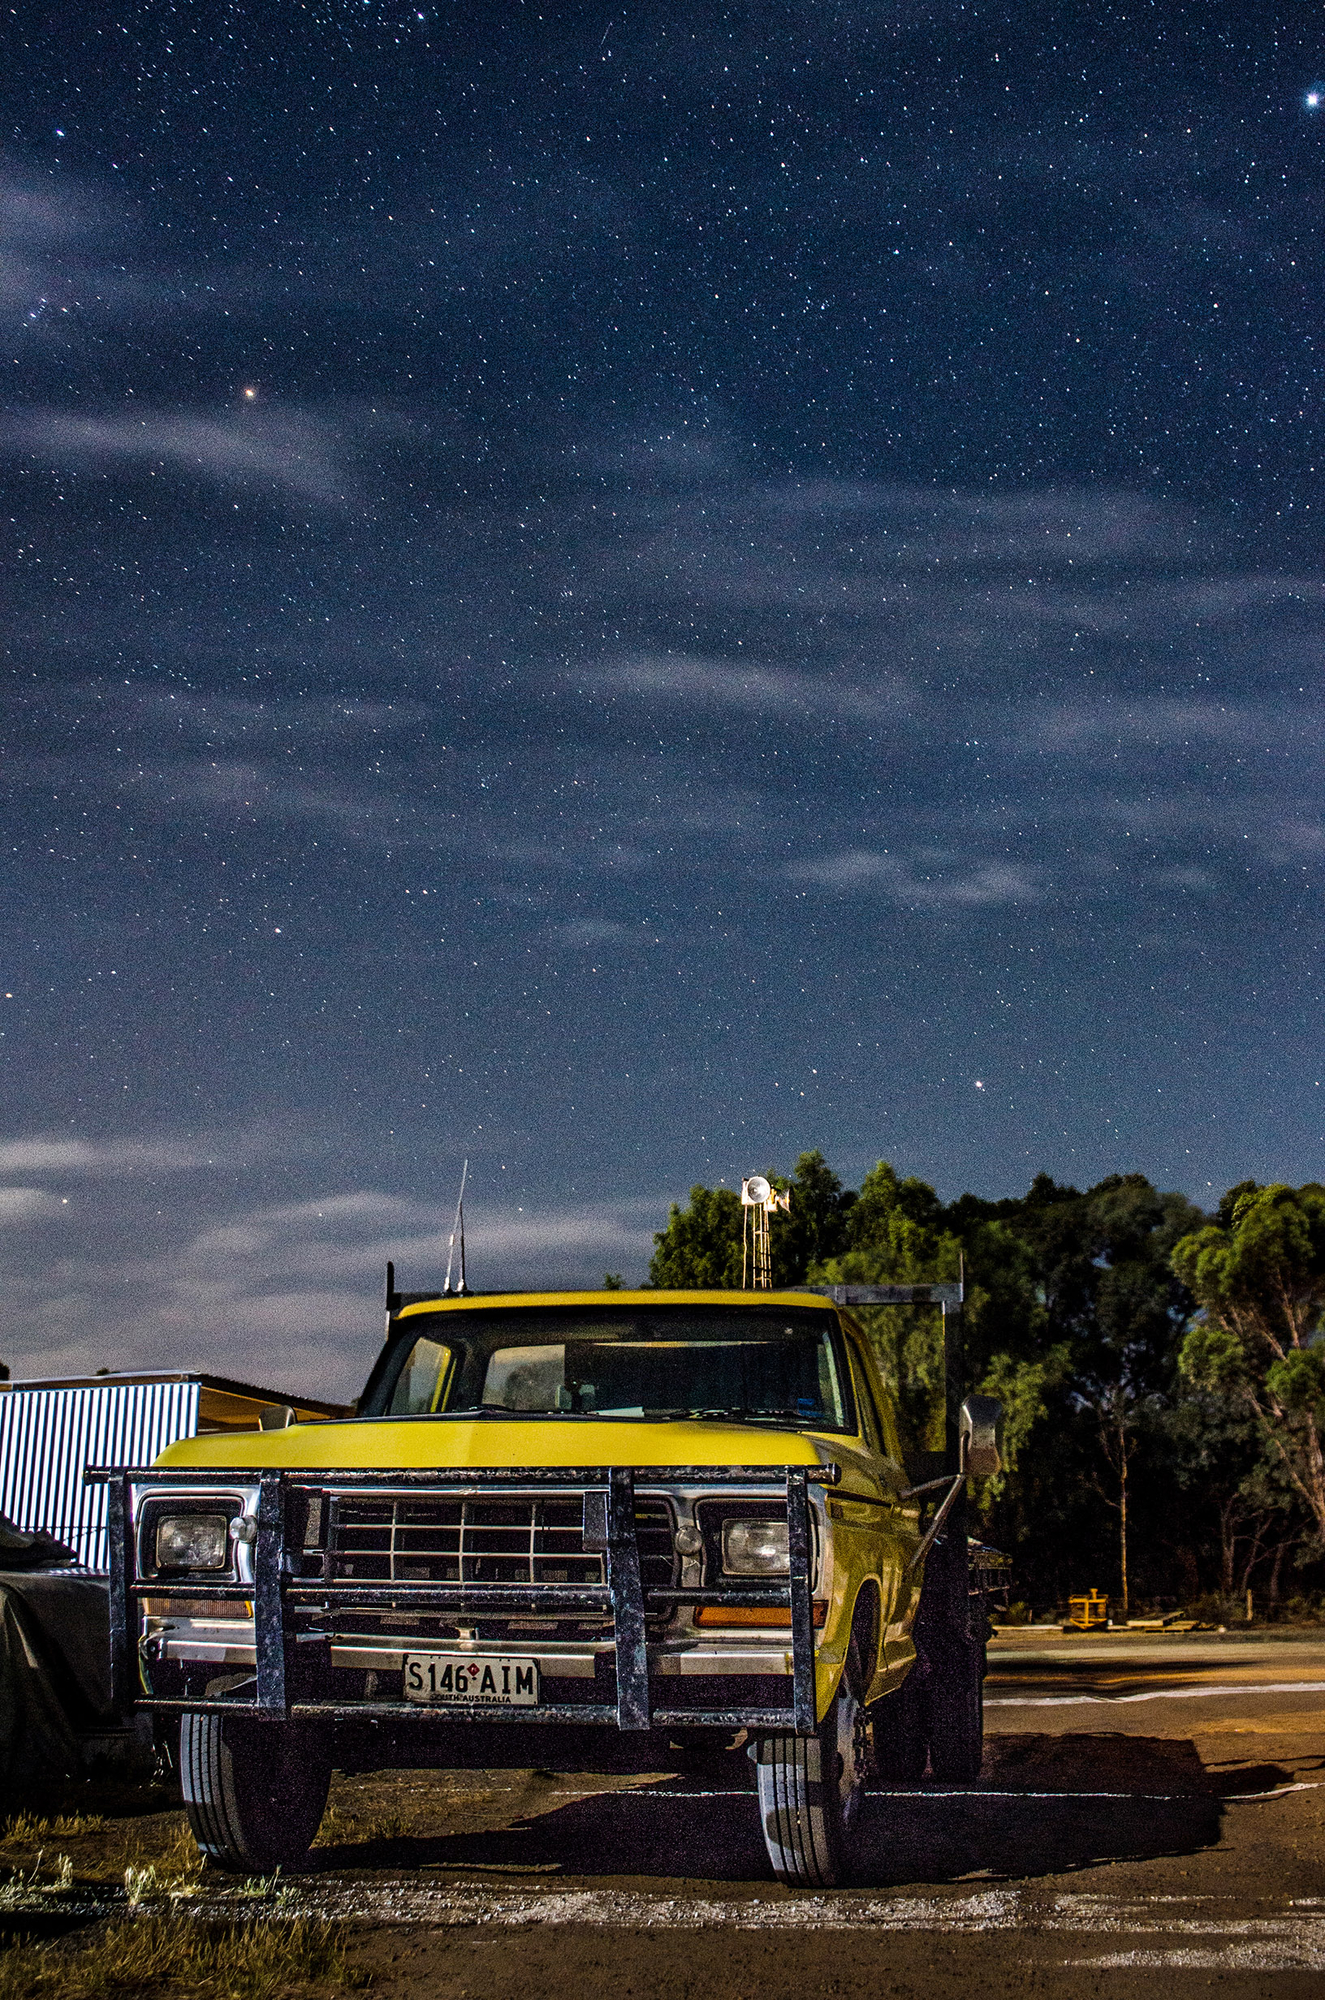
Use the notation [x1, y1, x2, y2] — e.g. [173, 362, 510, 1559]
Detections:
[442, 1406, 551, 1419]
[685, 1407, 818, 1425]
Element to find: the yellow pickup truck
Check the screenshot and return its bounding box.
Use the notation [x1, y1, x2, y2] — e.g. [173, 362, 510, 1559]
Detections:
[97, 1283, 1003, 1887]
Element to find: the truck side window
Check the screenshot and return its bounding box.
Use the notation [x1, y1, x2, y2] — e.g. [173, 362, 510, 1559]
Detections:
[850, 1348, 885, 1454]
[387, 1337, 453, 1414]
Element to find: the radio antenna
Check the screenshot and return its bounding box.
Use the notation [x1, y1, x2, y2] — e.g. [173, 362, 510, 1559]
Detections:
[443, 1158, 469, 1295]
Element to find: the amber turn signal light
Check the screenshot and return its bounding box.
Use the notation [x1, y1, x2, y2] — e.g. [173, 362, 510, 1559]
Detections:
[693, 1601, 827, 1629]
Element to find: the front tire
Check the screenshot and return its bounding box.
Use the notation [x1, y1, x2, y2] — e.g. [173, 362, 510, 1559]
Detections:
[181, 1711, 331, 1873]
[753, 1632, 870, 1886]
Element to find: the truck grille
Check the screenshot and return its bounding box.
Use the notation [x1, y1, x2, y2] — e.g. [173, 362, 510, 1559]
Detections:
[328, 1491, 676, 1594]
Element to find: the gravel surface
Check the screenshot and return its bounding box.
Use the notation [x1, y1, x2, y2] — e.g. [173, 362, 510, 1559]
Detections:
[5, 1631, 1323, 1996]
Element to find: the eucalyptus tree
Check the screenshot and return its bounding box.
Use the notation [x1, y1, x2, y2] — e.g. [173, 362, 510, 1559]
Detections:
[1174, 1182, 1325, 1549]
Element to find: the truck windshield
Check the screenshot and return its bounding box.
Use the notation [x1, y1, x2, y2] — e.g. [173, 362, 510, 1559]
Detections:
[370, 1304, 854, 1432]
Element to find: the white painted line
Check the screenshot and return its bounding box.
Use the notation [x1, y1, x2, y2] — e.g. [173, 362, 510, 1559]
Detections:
[407, 1781, 1322, 1806]
[1074, 1950, 1325, 1970]
[492, 1787, 1197, 1803]
[872, 1800, 1216, 1816]
[1225, 1781, 1324, 1801]
[598, 1789, 750, 1799]
[626, 1787, 1194, 1802]
[911, 1782, 1313, 1806]
[1054, 1899, 1325, 1972]
[986, 1680, 1325, 1706]
[617, 1783, 1322, 1802]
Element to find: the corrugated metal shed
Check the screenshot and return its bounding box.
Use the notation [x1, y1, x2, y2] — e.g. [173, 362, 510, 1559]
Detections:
[0, 1372, 349, 1572]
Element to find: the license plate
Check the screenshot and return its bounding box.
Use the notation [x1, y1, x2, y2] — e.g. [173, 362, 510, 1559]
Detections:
[402, 1652, 540, 1707]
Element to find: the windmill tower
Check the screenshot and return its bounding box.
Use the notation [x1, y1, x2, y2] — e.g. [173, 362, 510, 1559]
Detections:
[741, 1175, 791, 1289]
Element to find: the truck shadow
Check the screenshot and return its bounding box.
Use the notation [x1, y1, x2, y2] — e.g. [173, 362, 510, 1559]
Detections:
[317, 1732, 1223, 1887]
[854, 1731, 1221, 1885]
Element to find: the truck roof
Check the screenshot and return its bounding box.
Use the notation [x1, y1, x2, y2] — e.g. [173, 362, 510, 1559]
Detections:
[393, 1288, 841, 1318]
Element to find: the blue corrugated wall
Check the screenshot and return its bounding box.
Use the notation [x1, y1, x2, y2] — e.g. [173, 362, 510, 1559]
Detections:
[0, 1381, 201, 1571]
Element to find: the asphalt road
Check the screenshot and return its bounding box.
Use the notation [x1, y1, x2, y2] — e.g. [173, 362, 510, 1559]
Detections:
[312, 1629, 1325, 1997]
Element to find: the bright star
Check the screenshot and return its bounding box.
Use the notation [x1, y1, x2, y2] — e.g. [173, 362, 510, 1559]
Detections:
[1307, 90, 1322, 109]
[974, 1079, 985, 1090]
[242, 385, 257, 400]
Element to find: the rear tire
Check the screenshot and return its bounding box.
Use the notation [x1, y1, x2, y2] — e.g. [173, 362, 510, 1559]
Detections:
[181, 1711, 331, 1873]
[870, 1660, 929, 1784]
[753, 1627, 870, 1886]
[912, 1530, 987, 1785]
[925, 1637, 984, 1783]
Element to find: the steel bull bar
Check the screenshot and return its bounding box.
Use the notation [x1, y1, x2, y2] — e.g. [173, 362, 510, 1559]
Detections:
[87, 1462, 840, 1736]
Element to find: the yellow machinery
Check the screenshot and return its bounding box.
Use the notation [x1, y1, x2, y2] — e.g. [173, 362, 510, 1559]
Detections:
[1064, 1589, 1109, 1631]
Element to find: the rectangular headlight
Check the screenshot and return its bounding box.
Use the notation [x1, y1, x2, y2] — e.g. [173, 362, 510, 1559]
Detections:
[155, 1513, 229, 1571]
[722, 1516, 789, 1576]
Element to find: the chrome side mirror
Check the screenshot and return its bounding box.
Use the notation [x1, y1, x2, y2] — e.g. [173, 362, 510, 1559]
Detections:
[960, 1395, 1004, 1478]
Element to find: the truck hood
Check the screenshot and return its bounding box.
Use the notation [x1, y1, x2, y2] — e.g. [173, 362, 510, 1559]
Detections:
[153, 1413, 834, 1474]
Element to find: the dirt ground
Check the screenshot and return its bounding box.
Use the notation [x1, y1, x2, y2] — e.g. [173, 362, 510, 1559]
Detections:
[5, 1630, 1325, 1998]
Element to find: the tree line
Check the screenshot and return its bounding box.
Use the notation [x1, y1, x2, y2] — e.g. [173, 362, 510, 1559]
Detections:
[645, 1156, 1325, 1619]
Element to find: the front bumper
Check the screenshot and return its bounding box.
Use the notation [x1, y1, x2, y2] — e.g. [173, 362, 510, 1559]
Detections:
[91, 1462, 837, 1736]
[155, 1628, 800, 1682]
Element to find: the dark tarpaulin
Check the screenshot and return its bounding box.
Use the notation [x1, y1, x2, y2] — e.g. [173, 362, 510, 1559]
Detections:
[0, 1511, 117, 1787]
[0, 1515, 79, 1572]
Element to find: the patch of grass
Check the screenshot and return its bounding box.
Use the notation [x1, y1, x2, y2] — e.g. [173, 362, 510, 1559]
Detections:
[152, 1823, 208, 1893]
[0, 1854, 76, 1911]
[1, 1824, 204, 1920]
[228, 1872, 290, 1903]
[0, 1815, 107, 1846]
[0, 1808, 203, 1891]
[0, 1816, 210, 1888]
[314, 1807, 409, 1848]
[0, 1914, 365, 2000]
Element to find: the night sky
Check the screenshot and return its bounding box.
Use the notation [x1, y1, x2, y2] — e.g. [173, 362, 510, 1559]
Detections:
[4, 2, 1323, 1399]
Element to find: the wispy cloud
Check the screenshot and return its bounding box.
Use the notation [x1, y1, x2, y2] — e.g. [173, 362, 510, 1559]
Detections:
[116, 688, 428, 747]
[756, 479, 1181, 568]
[0, 1186, 661, 1397]
[0, 1187, 67, 1224]
[1030, 697, 1322, 754]
[0, 1136, 217, 1177]
[1270, 819, 1325, 856]
[587, 479, 1196, 627]
[597, 652, 912, 724]
[152, 759, 395, 827]
[552, 917, 637, 948]
[175, 1189, 655, 1285]
[1, 407, 353, 507]
[1, 172, 153, 330]
[0, 1127, 304, 1180]
[789, 850, 1041, 906]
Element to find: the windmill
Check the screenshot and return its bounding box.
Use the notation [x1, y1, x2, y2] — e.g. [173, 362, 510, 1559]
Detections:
[741, 1175, 791, 1289]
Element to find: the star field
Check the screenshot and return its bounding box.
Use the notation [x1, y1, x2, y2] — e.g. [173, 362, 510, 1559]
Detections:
[2, 1, 1323, 1394]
